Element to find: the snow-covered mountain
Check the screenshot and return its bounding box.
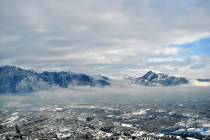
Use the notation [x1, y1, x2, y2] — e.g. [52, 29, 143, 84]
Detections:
[133, 71, 189, 86]
[1, 65, 208, 94]
[0, 65, 110, 94]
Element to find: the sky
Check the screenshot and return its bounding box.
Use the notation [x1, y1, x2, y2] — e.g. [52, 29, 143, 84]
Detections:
[0, 0, 210, 79]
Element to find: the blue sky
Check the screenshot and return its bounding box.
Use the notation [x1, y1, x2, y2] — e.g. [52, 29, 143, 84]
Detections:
[0, 0, 210, 78]
[178, 37, 210, 56]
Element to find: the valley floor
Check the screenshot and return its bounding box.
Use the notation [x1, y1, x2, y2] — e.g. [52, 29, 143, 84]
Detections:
[0, 98, 210, 140]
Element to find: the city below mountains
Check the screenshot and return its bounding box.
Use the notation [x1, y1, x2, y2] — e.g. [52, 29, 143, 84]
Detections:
[0, 65, 209, 94]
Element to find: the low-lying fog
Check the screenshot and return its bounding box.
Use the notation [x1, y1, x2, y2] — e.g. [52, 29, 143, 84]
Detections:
[0, 85, 210, 108]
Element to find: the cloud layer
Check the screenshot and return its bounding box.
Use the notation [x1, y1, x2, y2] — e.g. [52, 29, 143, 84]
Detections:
[0, 0, 210, 78]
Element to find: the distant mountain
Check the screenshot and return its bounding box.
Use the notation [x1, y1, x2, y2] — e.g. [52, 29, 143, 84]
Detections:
[0, 65, 110, 94]
[133, 71, 189, 86]
[197, 79, 210, 82]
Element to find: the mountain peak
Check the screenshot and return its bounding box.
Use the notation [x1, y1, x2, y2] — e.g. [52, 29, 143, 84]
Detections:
[135, 71, 189, 86]
[146, 71, 155, 74]
[142, 71, 157, 77]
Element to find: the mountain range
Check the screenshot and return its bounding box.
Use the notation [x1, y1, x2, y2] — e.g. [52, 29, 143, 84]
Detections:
[0, 65, 208, 94]
[197, 79, 210, 82]
[0, 65, 110, 94]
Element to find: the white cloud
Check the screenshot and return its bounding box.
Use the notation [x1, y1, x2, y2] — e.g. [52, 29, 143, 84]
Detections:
[154, 47, 180, 56]
[0, 0, 210, 78]
[171, 31, 210, 45]
[147, 58, 184, 63]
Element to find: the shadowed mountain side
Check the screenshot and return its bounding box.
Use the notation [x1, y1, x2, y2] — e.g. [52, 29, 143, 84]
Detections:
[0, 65, 110, 94]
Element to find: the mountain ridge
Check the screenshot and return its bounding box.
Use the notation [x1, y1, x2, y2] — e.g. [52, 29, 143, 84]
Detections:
[0, 65, 110, 94]
[0, 65, 207, 94]
[133, 71, 189, 86]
